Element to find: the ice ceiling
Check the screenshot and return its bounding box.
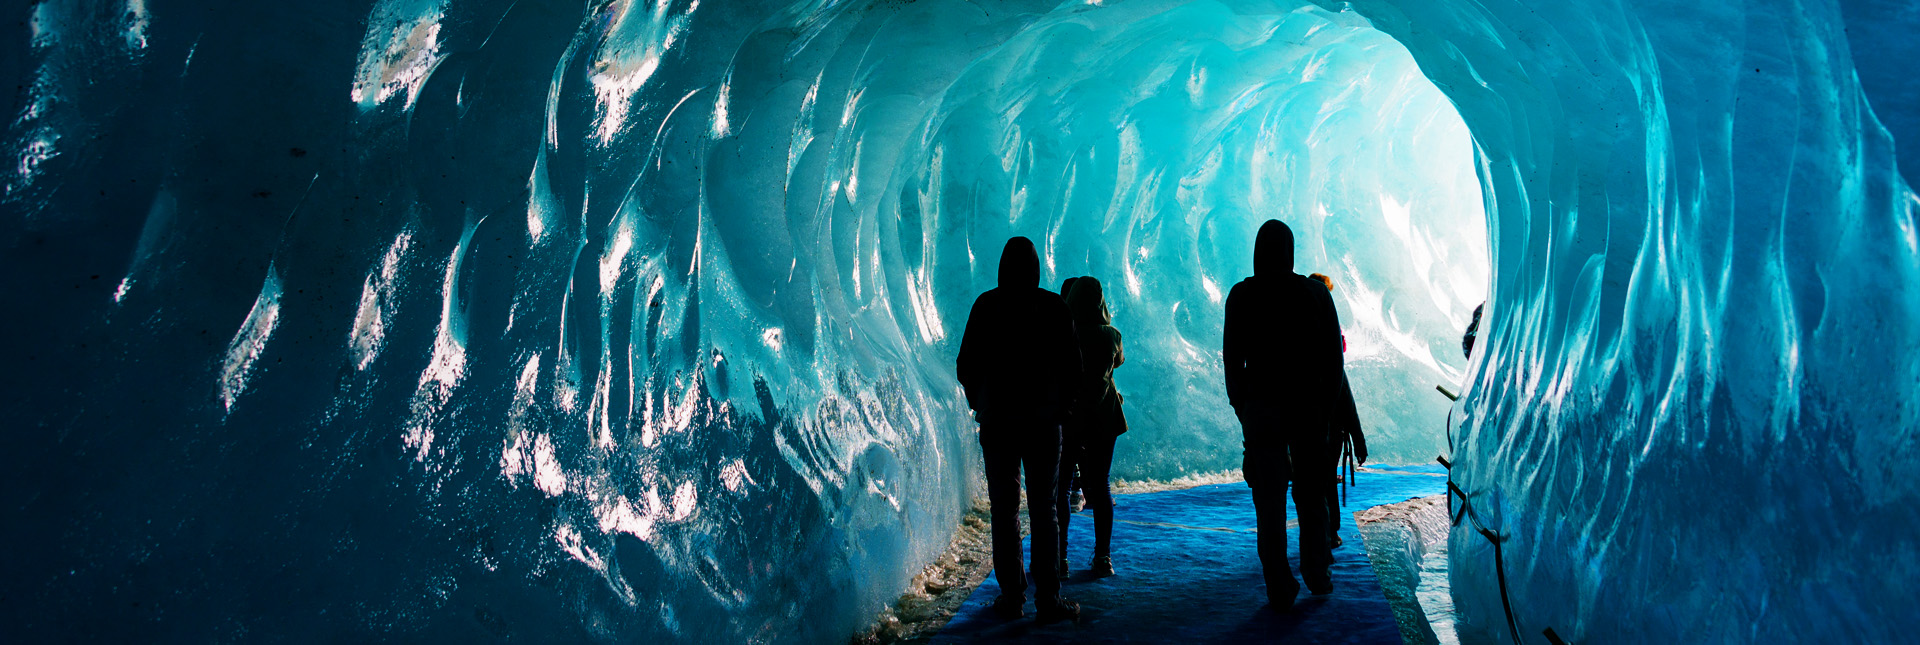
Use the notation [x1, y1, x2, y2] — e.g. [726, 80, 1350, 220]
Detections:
[3, 0, 1916, 642]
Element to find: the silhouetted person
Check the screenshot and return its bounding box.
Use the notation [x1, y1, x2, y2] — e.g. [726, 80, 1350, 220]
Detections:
[1306, 274, 1367, 549]
[1055, 276, 1127, 579]
[1223, 220, 1346, 610]
[956, 237, 1082, 623]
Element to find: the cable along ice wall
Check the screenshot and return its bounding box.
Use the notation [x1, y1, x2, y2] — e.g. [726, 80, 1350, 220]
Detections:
[1337, 0, 1920, 642]
[2, 0, 1916, 642]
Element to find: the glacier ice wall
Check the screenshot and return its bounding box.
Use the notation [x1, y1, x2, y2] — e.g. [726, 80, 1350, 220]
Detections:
[1336, 0, 1920, 641]
[3, 0, 1916, 642]
[1, 0, 1481, 640]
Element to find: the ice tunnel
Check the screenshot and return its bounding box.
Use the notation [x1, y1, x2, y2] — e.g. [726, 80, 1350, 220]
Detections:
[3, 0, 1916, 642]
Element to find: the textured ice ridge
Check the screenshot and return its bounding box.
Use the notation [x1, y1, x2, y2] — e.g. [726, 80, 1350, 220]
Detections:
[3, 0, 1916, 642]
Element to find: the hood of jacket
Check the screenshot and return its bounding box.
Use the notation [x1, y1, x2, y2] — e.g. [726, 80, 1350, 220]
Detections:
[1254, 219, 1294, 278]
[999, 236, 1040, 289]
[1066, 276, 1110, 326]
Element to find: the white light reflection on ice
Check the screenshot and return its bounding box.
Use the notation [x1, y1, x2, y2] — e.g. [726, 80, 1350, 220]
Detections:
[218, 265, 284, 413]
[587, 0, 697, 144]
[401, 217, 478, 462]
[719, 459, 755, 492]
[348, 0, 449, 111]
[348, 230, 413, 371]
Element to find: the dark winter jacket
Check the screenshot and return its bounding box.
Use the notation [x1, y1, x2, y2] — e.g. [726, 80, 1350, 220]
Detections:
[1065, 277, 1127, 438]
[956, 237, 1082, 427]
[1222, 221, 1345, 446]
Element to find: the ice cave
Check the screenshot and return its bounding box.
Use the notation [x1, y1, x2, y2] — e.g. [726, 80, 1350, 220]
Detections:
[3, 0, 1915, 642]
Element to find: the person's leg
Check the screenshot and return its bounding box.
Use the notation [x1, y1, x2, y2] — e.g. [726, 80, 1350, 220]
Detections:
[1291, 438, 1333, 593]
[1247, 446, 1298, 608]
[1055, 432, 1081, 564]
[979, 430, 1028, 611]
[1081, 433, 1118, 560]
[1021, 423, 1066, 612]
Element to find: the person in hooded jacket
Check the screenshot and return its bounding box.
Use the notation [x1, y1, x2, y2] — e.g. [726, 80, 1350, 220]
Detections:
[1054, 276, 1127, 579]
[1222, 220, 1347, 610]
[955, 237, 1083, 623]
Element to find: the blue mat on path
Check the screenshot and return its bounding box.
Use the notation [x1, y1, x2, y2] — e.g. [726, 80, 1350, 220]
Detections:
[932, 466, 1448, 643]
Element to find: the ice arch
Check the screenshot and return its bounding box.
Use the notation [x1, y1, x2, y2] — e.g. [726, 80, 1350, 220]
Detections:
[871, 3, 1487, 477]
[2, 0, 1915, 642]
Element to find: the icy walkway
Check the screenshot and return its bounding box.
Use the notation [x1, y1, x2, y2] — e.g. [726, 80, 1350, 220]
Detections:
[932, 466, 1447, 643]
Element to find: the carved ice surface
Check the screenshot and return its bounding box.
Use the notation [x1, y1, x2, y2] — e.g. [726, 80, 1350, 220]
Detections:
[2, 0, 1914, 642]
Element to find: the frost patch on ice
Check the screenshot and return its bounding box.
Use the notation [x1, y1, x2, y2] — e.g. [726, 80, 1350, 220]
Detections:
[554, 523, 605, 570]
[719, 459, 755, 492]
[349, 229, 413, 371]
[349, 0, 449, 111]
[531, 434, 567, 496]
[219, 265, 284, 413]
[122, 0, 150, 50]
[640, 372, 703, 448]
[596, 495, 657, 541]
[500, 354, 545, 483]
[587, 0, 697, 144]
[711, 75, 732, 138]
[588, 480, 696, 543]
[868, 476, 901, 511]
[669, 480, 697, 520]
[402, 218, 477, 462]
[525, 152, 558, 245]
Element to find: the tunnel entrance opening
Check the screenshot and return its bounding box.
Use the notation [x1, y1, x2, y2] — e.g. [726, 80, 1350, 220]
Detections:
[894, 1, 1491, 480]
[871, 3, 1489, 639]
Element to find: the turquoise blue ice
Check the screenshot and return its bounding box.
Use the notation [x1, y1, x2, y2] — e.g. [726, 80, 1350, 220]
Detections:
[3, 0, 1915, 641]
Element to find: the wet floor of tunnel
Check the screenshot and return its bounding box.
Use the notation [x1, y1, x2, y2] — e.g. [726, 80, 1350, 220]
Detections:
[925, 467, 1451, 644]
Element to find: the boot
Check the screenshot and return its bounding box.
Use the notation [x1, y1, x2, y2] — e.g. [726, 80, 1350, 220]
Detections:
[991, 595, 1025, 620]
[1035, 599, 1080, 624]
[1269, 577, 1300, 612]
[1089, 555, 1114, 578]
[1305, 570, 1334, 595]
